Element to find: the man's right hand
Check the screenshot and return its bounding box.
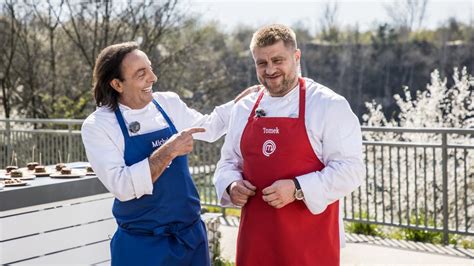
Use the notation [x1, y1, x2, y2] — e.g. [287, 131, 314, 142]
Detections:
[164, 127, 206, 157]
[149, 127, 205, 182]
[228, 180, 256, 207]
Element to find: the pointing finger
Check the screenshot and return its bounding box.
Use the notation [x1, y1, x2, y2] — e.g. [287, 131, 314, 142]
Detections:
[185, 127, 206, 135]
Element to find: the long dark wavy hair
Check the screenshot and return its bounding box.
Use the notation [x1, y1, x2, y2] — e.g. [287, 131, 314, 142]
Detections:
[93, 42, 139, 111]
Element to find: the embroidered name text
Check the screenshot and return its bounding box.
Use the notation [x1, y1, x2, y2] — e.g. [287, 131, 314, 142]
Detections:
[263, 127, 279, 134]
[152, 138, 168, 148]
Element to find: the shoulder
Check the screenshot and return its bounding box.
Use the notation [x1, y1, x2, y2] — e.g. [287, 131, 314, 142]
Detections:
[82, 106, 115, 126]
[304, 78, 353, 122]
[233, 88, 261, 114]
[152, 91, 185, 111]
[81, 106, 118, 134]
[153, 91, 181, 101]
[153, 91, 181, 104]
[304, 78, 346, 104]
[304, 78, 350, 116]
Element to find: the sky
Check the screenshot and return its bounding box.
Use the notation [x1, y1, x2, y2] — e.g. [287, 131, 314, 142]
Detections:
[182, 0, 474, 34]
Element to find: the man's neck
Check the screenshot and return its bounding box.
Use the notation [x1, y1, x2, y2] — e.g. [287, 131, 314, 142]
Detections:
[118, 99, 148, 110]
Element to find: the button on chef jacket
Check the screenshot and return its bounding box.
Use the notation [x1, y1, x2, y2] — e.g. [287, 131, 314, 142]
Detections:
[81, 91, 233, 202]
[213, 78, 365, 247]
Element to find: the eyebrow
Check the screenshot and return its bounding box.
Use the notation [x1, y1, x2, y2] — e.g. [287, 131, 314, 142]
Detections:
[256, 56, 284, 64]
[133, 68, 147, 78]
[132, 61, 152, 78]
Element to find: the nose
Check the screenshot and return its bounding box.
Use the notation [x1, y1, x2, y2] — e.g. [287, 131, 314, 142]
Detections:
[265, 63, 276, 76]
[149, 70, 158, 84]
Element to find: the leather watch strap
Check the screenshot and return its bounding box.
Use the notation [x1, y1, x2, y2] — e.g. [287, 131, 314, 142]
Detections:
[293, 178, 301, 190]
[293, 178, 304, 200]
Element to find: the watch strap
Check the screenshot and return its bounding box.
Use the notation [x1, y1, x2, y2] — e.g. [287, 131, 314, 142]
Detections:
[293, 178, 304, 200]
[293, 178, 301, 190]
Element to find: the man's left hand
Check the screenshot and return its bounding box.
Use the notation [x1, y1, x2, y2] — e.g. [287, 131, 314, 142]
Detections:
[262, 179, 296, 209]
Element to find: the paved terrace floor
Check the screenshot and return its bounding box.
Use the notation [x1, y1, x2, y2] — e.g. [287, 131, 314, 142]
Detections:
[219, 216, 474, 266]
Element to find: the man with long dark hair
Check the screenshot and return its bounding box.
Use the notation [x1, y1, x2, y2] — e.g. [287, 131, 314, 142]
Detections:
[82, 42, 252, 265]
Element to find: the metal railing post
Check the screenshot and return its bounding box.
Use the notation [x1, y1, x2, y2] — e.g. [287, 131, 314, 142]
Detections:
[221, 206, 226, 218]
[6, 118, 12, 167]
[68, 123, 73, 162]
[441, 132, 449, 245]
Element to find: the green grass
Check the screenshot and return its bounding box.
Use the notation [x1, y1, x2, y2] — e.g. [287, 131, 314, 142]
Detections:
[345, 212, 474, 249]
[345, 212, 384, 237]
[202, 205, 241, 217]
[346, 221, 383, 236]
[213, 258, 235, 266]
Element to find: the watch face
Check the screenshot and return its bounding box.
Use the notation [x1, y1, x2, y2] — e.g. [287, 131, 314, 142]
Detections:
[295, 189, 304, 200]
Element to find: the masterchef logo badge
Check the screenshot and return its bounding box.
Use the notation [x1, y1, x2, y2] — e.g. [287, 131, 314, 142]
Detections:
[262, 140, 276, 157]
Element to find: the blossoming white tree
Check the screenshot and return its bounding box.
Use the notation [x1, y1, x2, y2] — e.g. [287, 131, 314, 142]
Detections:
[347, 67, 473, 238]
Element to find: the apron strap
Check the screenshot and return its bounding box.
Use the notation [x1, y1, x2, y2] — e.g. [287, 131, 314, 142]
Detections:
[248, 87, 266, 119]
[113, 99, 179, 139]
[114, 108, 130, 139]
[152, 99, 178, 134]
[298, 77, 306, 119]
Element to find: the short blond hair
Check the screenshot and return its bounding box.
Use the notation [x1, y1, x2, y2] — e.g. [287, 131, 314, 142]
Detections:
[250, 24, 297, 51]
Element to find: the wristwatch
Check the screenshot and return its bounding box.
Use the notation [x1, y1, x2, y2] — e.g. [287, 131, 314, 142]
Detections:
[293, 178, 304, 200]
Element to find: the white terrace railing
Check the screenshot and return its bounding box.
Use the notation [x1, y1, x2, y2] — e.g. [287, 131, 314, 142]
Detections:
[0, 118, 473, 245]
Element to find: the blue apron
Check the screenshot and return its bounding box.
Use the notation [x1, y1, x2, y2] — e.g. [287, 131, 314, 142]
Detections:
[111, 99, 210, 266]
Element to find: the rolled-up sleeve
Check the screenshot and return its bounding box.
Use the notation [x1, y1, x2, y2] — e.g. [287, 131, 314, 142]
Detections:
[297, 97, 364, 214]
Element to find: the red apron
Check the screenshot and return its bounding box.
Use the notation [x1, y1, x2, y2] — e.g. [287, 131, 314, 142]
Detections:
[237, 78, 340, 266]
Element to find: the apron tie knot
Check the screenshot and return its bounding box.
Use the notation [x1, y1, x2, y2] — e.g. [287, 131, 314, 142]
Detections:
[152, 219, 202, 250]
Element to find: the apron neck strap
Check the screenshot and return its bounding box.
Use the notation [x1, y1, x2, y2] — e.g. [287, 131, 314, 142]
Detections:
[298, 77, 306, 119]
[114, 99, 178, 139]
[114, 107, 130, 138]
[151, 99, 178, 134]
[249, 87, 266, 118]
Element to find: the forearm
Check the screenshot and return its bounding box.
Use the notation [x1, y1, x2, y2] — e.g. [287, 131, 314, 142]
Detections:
[148, 144, 176, 183]
[148, 128, 203, 182]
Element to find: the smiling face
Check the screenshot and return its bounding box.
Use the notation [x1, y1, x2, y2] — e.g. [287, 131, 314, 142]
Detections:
[252, 40, 301, 97]
[110, 49, 157, 109]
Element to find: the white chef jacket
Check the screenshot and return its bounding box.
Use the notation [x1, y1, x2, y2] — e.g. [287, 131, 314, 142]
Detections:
[213, 78, 364, 247]
[81, 91, 233, 202]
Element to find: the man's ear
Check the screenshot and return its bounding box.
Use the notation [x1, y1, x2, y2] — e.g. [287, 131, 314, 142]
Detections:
[295, 49, 301, 62]
[110, 79, 123, 93]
